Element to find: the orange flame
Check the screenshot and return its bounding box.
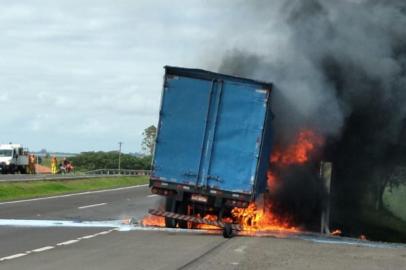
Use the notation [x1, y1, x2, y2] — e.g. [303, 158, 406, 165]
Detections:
[231, 202, 297, 232]
[270, 130, 324, 166]
[259, 130, 324, 232]
[141, 215, 165, 227]
[196, 214, 223, 230]
[267, 171, 277, 190]
[268, 130, 323, 193]
[142, 130, 323, 233]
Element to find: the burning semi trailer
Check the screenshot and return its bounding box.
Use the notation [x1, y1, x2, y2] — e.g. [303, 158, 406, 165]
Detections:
[146, 66, 328, 237]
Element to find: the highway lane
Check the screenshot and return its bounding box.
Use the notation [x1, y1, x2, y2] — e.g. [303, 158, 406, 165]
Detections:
[0, 185, 159, 258]
[182, 236, 406, 270]
[0, 185, 406, 269]
[1, 228, 406, 270]
[0, 230, 228, 270]
[0, 185, 155, 220]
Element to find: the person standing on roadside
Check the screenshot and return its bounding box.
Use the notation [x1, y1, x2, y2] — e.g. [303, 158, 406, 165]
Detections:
[51, 156, 58, 174]
[29, 154, 36, 174]
[27, 154, 33, 174]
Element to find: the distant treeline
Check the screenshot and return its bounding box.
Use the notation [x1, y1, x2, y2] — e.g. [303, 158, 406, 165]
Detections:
[69, 151, 152, 172]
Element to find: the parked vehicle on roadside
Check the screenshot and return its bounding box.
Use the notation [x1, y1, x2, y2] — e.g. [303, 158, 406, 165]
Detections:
[0, 144, 30, 174]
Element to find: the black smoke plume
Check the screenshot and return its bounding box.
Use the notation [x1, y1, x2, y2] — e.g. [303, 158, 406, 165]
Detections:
[215, 0, 406, 238]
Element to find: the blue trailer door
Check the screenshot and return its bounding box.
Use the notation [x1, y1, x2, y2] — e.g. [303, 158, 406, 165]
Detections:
[153, 75, 213, 185]
[202, 81, 269, 193]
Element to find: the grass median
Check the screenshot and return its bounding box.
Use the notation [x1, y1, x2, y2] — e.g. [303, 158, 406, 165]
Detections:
[0, 176, 149, 202]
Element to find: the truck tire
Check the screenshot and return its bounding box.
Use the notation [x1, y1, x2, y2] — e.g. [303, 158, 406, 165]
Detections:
[19, 166, 27, 174]
[165, 197, 177, 228]
[176, 202, 188, 229]
[9, 164, 16, 174]
[223, 223, 233, 238]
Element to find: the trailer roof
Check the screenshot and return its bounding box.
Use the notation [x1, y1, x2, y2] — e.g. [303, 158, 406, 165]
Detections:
[165, 66, 273, 90]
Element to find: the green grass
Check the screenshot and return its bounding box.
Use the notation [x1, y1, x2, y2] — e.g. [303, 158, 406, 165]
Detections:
[0, 176, 148, 202]
[383, 184, 406, 222]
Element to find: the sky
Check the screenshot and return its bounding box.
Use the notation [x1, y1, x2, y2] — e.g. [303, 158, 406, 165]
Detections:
[0, 0, 232, 153]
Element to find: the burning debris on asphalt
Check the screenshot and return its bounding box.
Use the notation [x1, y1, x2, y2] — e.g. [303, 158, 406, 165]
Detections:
[142, 215, 165, 227]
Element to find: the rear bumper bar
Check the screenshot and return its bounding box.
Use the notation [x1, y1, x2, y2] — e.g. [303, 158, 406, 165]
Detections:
[148, 208, 242, 230]
[150, 179, 252, 207]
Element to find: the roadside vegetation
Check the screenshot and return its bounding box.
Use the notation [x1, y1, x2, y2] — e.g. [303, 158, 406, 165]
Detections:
[0, 176, 148, 202]
[383, 184, 406, 222]
[360, 207, 406, 243]
[68, 152, 151, 172]
[361, 175, 406, 242]
[333, 183, 406, 243]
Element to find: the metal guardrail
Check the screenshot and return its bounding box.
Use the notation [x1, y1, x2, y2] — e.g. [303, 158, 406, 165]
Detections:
[0, 170, 151, 182]
[84, 169, 151, 176]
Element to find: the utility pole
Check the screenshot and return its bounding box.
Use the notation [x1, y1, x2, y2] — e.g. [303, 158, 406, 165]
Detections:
[118, 142, 123, 174]
[320, 161, 332, 234]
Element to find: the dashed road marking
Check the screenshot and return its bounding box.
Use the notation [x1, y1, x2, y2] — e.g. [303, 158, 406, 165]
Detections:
[32, 246, 54, 253]
[0, 229, 116, 263]
[234, 245, 247, 253]
[0, 253, 27, 261]
[56, 239, 80, 246]
[78, 203, 107, 209]
[95, 229, 114, 235]
[147, 194, 158, 198]
[79, 234, 97, 239]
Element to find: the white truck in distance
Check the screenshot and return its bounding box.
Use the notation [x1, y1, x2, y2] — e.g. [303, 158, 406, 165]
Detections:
[0, 144, 29, 174]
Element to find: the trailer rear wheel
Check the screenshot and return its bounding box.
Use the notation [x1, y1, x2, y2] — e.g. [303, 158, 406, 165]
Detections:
[164, 197, 177, 228]
[223, 223, 233, 238]
[176, 202, 188, 229]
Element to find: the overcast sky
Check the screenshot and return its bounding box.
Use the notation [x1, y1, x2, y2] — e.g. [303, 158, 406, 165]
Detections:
[0, 0, 240, 153]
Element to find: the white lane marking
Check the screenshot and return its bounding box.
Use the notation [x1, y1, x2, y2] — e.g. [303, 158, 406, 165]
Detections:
[0, 219, 124, 228]
[57, 230, 115, 246]
[234, 245, 247, 253]
[78, 234, 97, 240]
[230, 262, 239, 265]
[78, 203, 107, 209]
[147, 194, 158, 198]
[94, 229, 115, 236]
[32, 246, 54, 253]
[0, 184, 148, 205]
[0, 230, 116, 262]
[56, 239, 79, 246]
[0, 253, 27, 261]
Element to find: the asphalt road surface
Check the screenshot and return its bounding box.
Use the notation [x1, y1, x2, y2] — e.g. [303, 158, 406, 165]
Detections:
[0, 185, 405, 270]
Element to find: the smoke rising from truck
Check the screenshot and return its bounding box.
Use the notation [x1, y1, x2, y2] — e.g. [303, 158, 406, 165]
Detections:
[214, 0, 406, 235]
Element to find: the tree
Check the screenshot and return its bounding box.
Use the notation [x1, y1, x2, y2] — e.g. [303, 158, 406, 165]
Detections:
[40, 148, 50, 158]
[375, 165, 406, 210]
[141, 125, 157, 156]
